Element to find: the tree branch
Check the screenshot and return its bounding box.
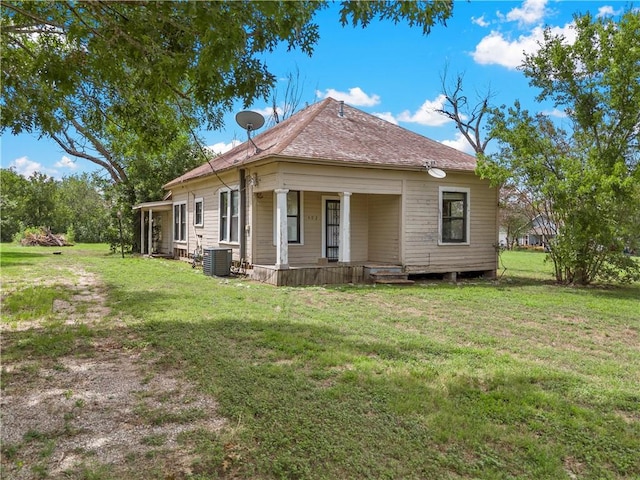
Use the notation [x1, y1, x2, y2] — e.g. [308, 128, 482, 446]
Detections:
[50, 132, 123, 184]
[0, 1, 65, 30]
[437, 69, 494, 155]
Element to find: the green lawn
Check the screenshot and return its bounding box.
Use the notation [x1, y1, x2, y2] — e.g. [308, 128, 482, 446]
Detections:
[1, 244, 639, 479]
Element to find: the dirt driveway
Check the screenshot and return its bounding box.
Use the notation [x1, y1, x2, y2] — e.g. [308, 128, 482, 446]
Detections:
[1, 266, 226, 479]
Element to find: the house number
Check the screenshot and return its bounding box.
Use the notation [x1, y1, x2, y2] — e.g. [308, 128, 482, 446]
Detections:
[306, 215, 319, 221]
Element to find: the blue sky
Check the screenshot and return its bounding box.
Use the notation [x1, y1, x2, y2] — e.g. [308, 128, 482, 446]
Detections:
[0, 0, 627, 180]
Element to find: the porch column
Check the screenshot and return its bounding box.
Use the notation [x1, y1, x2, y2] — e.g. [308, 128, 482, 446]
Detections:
[148, 209, 153, 255]
[275, 188, 289, 269]
[339, 192, 351, 263]
[140, 210, 145, 254]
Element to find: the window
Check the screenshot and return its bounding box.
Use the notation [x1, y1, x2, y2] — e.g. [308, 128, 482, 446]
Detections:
[439, 187, 470, 244]
[273, 190, 303, 245]
[287, 191, 301, 243]
[219, 189, 239, 243]
[173, 202, 187, 242]
[194, 198, 203, 227]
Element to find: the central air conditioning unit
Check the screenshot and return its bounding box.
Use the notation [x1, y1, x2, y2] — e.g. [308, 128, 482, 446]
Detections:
[203, 247, 232, 277]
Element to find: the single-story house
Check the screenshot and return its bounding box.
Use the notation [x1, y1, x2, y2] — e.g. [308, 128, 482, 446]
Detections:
[134, 97, 499, 285]
[499, 214, 557, 248]
[523, 214, 557, 247]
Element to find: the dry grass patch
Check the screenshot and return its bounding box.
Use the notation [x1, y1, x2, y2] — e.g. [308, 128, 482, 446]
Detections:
[1, 253, 227, 479]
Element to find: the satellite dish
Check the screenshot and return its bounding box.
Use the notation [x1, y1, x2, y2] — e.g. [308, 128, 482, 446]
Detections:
[235, 110, 265, 132]
[236, 110, 265, 155]
[427, 167, 447, 179]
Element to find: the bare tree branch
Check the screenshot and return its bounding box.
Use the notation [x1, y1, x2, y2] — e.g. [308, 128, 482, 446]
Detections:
[437, 67, 495, 155]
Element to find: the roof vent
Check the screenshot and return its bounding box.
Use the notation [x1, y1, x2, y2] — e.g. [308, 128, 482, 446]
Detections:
[338, 100, 345, 118]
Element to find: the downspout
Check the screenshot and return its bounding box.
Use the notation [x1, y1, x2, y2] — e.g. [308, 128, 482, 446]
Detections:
[239, 169, 247, 263]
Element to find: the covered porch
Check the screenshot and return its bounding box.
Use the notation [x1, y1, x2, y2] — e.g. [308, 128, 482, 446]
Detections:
[249, 187, 405, 285]
[132, 200, 173, 257]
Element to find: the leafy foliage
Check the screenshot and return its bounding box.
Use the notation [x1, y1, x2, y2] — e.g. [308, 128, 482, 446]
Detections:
[1, 0, 454, 251]
[479, 10, 640, 284]
[0, 168, 109, 243]
[1, 1, 453, 183]
[0, 168, 29, 241]
[55, 173, 110, 243]
[499, 185, 531, 248]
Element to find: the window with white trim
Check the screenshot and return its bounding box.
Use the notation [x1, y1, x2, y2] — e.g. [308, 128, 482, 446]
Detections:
[439, 187, 470, 244]
[173, 202, 187, 242]
[219, 189, 239, 243]
[194, 198, 203, 227]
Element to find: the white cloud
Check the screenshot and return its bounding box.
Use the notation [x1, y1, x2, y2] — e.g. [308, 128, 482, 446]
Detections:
[316, 87, 381, 107]
[372, 112, 398, 125]
[472, 15, 490, 27]
[9, 156, 52, 178]
[441, 132, 475, 154]
[596, 5, 622, 18]
[506, 0, 548, 25]
[252, 106, 277, 119]
[542, 108, 568, 119]
[472, 23, 576, 70]
[397, 95, 451, 127]
[54, 155, 77, 170]
[206, 140, 241, 155]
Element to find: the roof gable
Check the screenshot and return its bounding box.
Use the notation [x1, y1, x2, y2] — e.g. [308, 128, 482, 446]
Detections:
[165, 97, 476, 188]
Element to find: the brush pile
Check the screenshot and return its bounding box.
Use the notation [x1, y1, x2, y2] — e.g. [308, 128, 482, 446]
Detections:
[20, 228, 73, 247]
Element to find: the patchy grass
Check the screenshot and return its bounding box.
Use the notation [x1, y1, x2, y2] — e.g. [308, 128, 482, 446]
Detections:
[1, 244, 638, 479]
[2, 284, 70, 320]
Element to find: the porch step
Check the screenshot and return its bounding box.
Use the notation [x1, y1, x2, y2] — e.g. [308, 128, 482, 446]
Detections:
[365, 267, 415, 285]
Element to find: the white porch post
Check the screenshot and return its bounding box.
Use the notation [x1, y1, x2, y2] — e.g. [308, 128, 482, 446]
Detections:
[275, 188, 289, 269]
[140, 210, 145, 254]
[148, 209, 153, 255]
[339, 192, 351, 263]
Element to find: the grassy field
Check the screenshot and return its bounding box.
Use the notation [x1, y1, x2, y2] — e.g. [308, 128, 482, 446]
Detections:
[1, 244, 639, 479]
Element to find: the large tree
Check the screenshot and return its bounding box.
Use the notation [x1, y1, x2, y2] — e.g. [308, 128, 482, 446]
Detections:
[0, 168, 29, 241]
[478, 10, 640, 284]
[55, 173, 110, 243]
[1, 1, 454, 185]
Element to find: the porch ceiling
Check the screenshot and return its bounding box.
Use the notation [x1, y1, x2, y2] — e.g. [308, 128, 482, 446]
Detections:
[132, 200, 173, 212]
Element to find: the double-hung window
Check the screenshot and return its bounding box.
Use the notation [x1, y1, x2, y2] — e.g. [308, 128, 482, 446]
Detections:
[287, 191, 301, 244]
[219, 189, 239, 243]
[273, 190, 303, 245]
[173, 202, 187, 242]
[439, 187, 470, 244]
[194, 198, 203, 227]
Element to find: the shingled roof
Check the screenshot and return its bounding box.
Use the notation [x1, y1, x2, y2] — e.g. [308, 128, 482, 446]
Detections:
[164, 97, 476, 188]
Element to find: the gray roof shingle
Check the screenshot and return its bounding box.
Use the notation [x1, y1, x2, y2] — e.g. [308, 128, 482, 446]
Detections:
[164, 97, 476, 188]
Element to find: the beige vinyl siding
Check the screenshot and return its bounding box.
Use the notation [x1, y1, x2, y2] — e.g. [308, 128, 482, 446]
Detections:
[253, 190, 322, 265]
[368, 194, 400, 263]
[189, 185, 218, 253]
[402, 173, 498, 273]
[402, 179, 435, 264]
[349, 194, 369, 263]
[253, 191, 275, 264]
[271, 163, 403, 195]
[252, 191, 370, 265]
[170, 171, 243, 261]
[156, 211, 172, 254]
[171, 192, 189, 250]
[286, 191, 323, 264]
[251, 163, 279, 192]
